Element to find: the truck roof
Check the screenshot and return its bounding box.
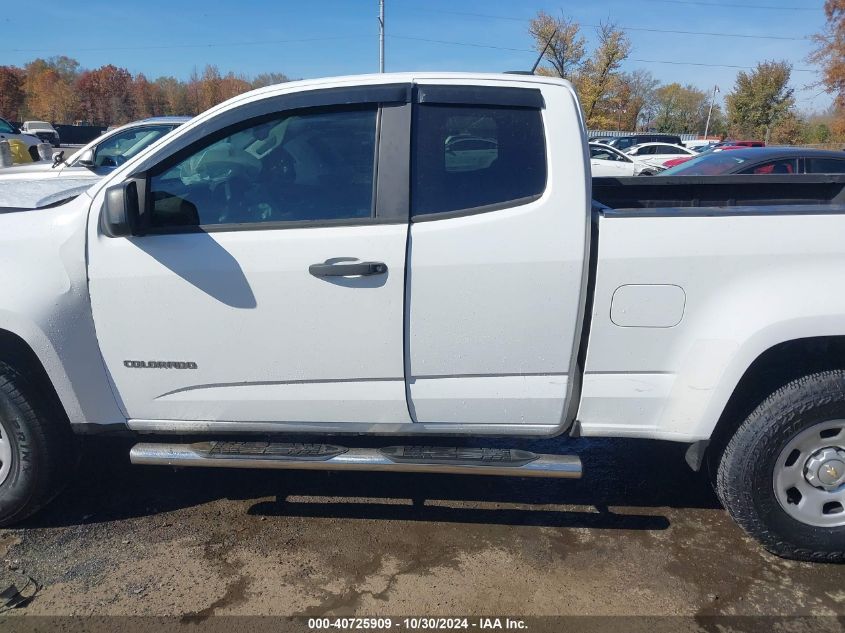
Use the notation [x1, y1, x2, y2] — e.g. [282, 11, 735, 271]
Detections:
[240, 72, 575, 102]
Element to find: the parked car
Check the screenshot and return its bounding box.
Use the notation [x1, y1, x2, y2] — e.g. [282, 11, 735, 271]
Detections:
[0, 117, 41, 161]
[21, 121, 60, 147]
[589, 142, 646, 176]
[0, 116, 191, 181]
[662, 144, 747, 169]
[624, 142, 697, 173]
[603, 133, 683, 151]
[661, 147, 845, 176]
[683, 139, 717, 152]
[1, 73, 845, 563]
[720, 139, 765, 148]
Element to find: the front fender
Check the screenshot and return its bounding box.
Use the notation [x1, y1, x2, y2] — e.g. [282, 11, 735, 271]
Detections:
[0, 194, 124, 426]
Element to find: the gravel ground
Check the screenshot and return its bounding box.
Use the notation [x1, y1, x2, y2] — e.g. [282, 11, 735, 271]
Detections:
[0, 435, 842, 623]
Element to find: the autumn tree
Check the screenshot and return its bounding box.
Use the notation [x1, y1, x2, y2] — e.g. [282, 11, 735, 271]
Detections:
[576, 22, 631, 128]
[76, 65, 133, 125]
[0, 66, 25, 120]
[218, 72, 252, 102]
[23, 57, 79, 122]
[132, 73, 165, 119]
[528, 11, 586, 80]
[725, 61, 795, 141]
[617, 69, 659, 130]
[3, 57, 289, 124]
[809, 0, 845, 138]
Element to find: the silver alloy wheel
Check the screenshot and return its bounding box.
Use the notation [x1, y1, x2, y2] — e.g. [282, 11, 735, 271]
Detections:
[0, 415, 12, 487]
[774, 420, 845, 528]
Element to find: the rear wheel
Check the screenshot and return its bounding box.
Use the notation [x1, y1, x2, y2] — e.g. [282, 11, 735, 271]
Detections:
[0, 362, 76, 526]
[716, 371, 845, 562]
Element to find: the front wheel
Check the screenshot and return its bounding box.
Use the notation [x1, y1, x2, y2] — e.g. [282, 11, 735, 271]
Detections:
[716, 371, 845, 562]
[0, 362, 76, 526]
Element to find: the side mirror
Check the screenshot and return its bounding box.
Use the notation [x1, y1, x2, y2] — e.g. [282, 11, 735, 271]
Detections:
[101, 181, 142, 238]
[77, 148, 95, 168]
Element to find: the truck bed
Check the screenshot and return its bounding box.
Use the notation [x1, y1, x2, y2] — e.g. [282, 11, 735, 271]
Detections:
[591, 174, 845, 213]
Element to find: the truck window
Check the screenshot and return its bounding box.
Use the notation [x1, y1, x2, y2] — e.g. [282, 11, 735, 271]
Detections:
[411, 104, 546, 217]
[147, 106, 377, 229]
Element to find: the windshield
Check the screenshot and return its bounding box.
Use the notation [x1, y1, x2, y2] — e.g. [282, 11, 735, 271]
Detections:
[71, 124, 177, 169]
[27, 121, 53, 131]
[0, 119, 15, 134]
[661, 152, 749, 176]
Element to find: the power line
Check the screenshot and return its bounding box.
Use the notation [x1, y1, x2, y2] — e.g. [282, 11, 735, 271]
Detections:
[641, 0, 820, 9]
[387, 34, 818, 73]
[631, 57, 817, 72]
[386, 34, 533, 53]
[406, 8, 810, 41]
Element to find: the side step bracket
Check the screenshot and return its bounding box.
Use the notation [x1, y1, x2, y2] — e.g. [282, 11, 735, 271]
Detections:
[130, 441, 581, 479]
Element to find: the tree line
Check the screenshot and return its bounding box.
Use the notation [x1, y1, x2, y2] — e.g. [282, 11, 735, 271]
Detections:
[529, 5, 845, 143]
[0, 56, 290, 126]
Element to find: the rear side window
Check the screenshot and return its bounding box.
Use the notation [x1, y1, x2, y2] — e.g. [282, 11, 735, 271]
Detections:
[411, 105, 546, 217]
[740, 159, 797, 175]
[806, 158, 845, 174]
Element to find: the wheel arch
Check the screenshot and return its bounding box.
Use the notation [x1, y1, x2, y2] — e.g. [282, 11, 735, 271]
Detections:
[707, 335, 845, 466]
[0, 328, 72, 424]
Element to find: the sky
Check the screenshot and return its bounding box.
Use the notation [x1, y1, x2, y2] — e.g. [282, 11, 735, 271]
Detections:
[0, 0, 833, 113]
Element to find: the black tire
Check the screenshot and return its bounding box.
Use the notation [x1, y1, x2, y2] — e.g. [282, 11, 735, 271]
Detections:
[0, 361, 76, 526]
[715, 370, 845, 563]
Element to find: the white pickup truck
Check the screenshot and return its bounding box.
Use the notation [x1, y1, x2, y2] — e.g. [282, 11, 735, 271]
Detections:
[0, 73, 844, 562]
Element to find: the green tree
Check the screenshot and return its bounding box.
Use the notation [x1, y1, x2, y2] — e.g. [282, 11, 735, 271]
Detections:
[650, 83, 713, 134]
[725, 61, 795, 141]
[809, 0, 845, 138]
[252, 73, 291, 89]
[154, 76, 190, 115]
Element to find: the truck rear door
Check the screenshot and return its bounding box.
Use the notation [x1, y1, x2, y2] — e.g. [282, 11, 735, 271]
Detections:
[404, 82, 591, 429]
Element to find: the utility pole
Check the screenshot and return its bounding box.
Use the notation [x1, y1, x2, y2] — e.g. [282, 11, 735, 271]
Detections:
[378, 0, 385, 73]
[704, 84, 719, 139]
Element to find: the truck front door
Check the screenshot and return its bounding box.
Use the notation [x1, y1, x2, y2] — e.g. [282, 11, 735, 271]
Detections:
[88, 97, 412, 427]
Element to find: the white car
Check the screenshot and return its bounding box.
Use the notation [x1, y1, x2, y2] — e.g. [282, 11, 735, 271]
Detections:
[684, 139, 717, 152]
[0, 117, 41, 160]
[21, 121, 60, 147]
[625, 142, 697, 173]
[589, 142, 646, 177]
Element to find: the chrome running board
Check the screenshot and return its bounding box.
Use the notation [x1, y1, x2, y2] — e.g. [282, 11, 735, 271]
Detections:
[129, 442, 582, 479]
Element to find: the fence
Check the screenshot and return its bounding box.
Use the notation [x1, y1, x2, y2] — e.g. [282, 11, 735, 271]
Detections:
[587, 130, 703, 141]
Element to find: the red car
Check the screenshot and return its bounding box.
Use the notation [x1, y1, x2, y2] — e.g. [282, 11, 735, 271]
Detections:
[662, 145, 746, 169]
